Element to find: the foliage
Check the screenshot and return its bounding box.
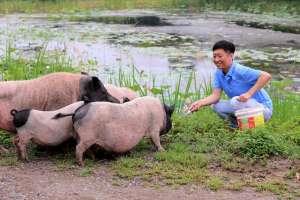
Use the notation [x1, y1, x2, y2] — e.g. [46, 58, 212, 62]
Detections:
[231, 128, 284, 159]
[0, 41, 78, 81]
[0, 132, 13, 148]
[0, 0, 299, 18]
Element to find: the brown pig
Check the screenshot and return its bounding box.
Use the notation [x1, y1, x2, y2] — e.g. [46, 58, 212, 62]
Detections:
[105, 84, 139, 103]
[0, 72, 119, 133]
[10, 101, 86, 161]
[71, 96, 174, 166]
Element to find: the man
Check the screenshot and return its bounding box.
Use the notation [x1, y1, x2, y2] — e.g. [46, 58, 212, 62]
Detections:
[189, 40, 272, 128]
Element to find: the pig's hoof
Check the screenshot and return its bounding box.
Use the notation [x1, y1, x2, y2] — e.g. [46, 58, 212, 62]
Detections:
[76, 160, 84, 167]
[157, 147, 165, 152]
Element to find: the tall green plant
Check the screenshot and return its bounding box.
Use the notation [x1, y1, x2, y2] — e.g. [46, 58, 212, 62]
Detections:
[0, 41, 78, 81]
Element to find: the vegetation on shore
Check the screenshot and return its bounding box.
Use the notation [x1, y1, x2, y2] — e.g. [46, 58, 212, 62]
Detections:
[0, 0, 300, 18]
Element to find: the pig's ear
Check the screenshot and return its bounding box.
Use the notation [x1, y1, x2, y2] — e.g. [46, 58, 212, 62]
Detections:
[81, 71, 89, 75]
[169, 105, 175, 115]
[122, 97, 130, 103]
[90, 76, 107, 91]
[83, 95, 91, 103]
[164, 104, 175, 116]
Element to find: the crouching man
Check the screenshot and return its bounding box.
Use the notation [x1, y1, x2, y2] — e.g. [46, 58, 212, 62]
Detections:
[189, 40, 272, 128]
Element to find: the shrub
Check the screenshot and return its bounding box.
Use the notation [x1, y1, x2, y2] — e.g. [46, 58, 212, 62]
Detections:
[230, 128, 284, 160]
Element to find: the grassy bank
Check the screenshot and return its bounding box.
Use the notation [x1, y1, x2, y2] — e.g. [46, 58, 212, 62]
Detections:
[0, 44, 299, 199]
[0, 0, 299, 17]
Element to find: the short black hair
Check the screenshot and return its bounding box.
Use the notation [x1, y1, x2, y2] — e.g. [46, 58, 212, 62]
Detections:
[212, 40, 235, 54]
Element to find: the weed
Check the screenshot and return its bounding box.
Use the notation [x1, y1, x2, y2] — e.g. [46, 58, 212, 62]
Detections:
[225, 182, 245, 191]
[0, 152, 18, 166]
[206, 177, 224, 191]
[0, 131, 13, 148]
[53, 153, 76, 171]
[154, 150, 208, 169]
[255, 181, 288, 195]
[0, 41, 78, 81]
[78, 159, 97, 177]
[284, 169, 297, 179]
[230, 128, 284, 160]
[113, 157, 145, 179]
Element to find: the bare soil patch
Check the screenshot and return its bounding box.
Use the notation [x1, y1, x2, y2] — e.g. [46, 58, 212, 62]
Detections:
[0, 159, 279, 200]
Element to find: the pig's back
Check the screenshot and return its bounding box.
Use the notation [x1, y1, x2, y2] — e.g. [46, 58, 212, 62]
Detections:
[73, 98, 163, 153]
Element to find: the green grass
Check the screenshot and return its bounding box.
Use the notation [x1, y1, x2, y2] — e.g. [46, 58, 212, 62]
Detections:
[113, 157, 146, 179]
[0, 152, 18, 166]
[254, 181, 289, 196]
[205, 177, 224, 191]
[0, 132, 14, 149]
[78, 159, 97, 177]
[1, 41, 78, 81]
[225, 182, 245, 191]
[284, 169, 297, 179]
[0, 0, 300, 18]
[53, 152, 76, 171]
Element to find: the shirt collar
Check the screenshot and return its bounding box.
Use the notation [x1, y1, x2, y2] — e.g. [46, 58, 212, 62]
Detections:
[225, 62, 235, 77]
[223, 62, 235, 80]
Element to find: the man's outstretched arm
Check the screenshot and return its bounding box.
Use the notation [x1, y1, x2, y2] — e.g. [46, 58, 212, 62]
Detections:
[189, 89, 222, 112]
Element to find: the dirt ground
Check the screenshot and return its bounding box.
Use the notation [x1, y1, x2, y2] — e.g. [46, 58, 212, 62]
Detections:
[0, 160, 278, 200]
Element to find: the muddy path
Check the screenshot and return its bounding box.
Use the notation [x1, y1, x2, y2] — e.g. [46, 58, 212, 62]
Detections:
[0, 161, 277, 200]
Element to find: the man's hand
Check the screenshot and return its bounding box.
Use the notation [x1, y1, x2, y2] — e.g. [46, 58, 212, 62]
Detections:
[238, 92, 252, 102]
[189, 100, 203, 112]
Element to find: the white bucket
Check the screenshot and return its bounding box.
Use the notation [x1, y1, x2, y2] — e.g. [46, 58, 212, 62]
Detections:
[234, 107, 265, 130]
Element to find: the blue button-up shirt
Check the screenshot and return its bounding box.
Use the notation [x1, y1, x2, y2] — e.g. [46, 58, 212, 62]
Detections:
[213, 62, 273, 109]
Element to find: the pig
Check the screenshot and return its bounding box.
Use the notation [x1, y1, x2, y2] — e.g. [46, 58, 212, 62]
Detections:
[71, 96, 174, 166]
[104, 84, 139, 103]
[0, 72, 119, 133]
[10, 101, 87, 161]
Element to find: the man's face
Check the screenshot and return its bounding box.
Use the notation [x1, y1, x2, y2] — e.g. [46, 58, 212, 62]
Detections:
[213, 48, 233, 72]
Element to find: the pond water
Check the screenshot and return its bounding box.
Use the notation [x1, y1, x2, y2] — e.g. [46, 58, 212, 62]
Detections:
[0, 10, 299, 93]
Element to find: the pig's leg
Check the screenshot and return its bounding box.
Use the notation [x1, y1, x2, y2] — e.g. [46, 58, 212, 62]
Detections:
[86, 148, 97, 161]
[13, 135, 21, 159]
[16, 134, 32, 161]
[76, 140, 94, 166]
[0, 145, 8, 154]
[150, 131, 165, 152]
